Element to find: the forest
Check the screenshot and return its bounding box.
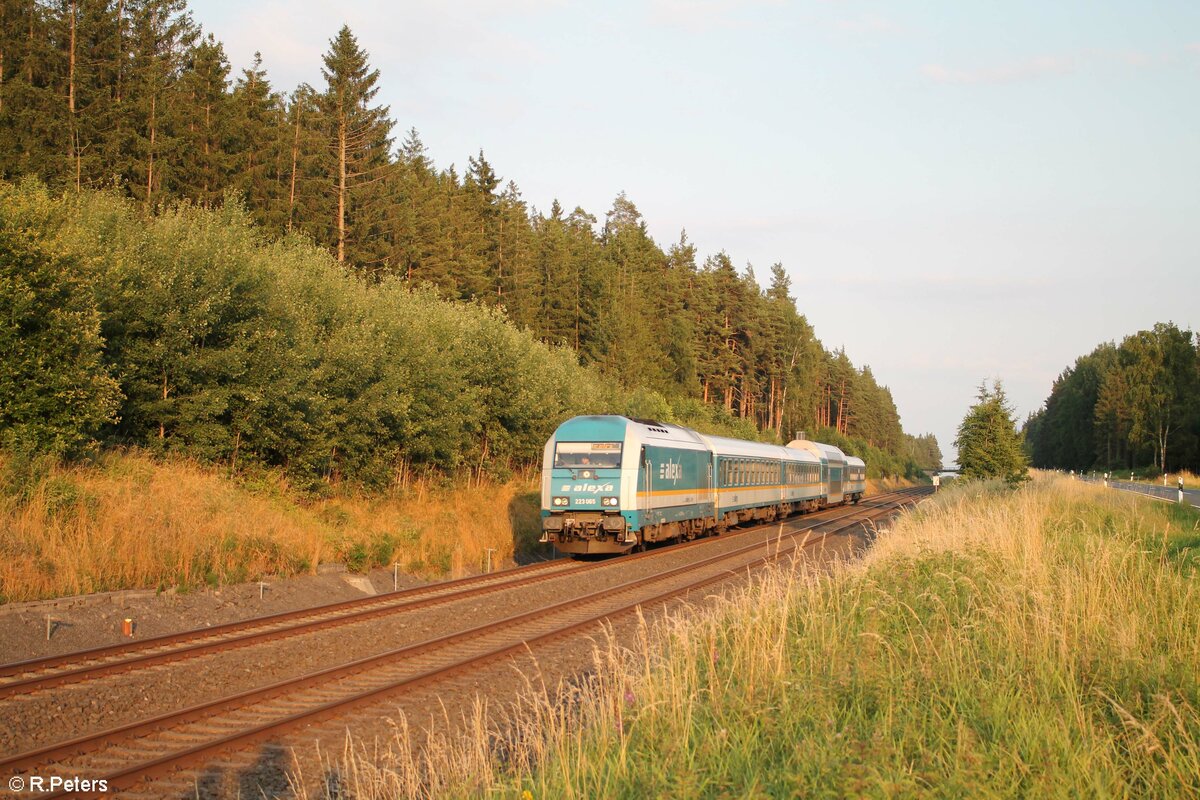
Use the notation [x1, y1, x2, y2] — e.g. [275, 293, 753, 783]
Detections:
[0, 1, 941, 487]
[1024, 322, 1200, 474]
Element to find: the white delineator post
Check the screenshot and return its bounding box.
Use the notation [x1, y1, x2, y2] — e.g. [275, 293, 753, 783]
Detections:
[1180, 476, 1186, 505]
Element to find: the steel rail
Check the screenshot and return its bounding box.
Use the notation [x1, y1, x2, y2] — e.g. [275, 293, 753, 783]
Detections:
[4, 491, 921, 775]
[6, 490, 926, 798]
[0, 489, 918, 699]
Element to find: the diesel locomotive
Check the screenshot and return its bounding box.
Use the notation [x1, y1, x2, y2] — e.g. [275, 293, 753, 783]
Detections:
[540, 415, 866, 555]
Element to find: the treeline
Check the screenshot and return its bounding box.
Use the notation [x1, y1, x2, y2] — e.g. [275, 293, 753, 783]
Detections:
[0, 183, 935, 486]
[0, 1, 939, 481]
[1025, 323, 1200, 473]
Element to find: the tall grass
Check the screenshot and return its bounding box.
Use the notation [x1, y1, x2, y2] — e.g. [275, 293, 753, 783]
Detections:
[0, 449, 542, 603]
[298, 475, 1200, 798]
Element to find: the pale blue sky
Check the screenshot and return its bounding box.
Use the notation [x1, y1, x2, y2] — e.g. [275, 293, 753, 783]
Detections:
[192, 0, 1200, 464]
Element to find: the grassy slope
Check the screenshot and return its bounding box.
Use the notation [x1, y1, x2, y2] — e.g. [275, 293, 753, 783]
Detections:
[0, 449, 542, 604]
[526, 478, 1199, 798]
[307, 476, 1200, 798]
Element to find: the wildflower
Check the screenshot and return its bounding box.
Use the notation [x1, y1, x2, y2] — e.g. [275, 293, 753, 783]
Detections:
[624, 688, 636, 706]
[522, 791, 534, 800]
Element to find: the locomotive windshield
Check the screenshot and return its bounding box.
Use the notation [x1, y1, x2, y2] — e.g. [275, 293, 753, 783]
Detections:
[554, 442, 623, 469]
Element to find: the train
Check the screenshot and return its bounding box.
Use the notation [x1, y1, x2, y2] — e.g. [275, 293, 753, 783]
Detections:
[539, 415, 866, 555]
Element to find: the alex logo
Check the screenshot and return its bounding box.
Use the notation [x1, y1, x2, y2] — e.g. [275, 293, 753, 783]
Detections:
[559, 483, 615, 493]
[658, 460, 682, 483]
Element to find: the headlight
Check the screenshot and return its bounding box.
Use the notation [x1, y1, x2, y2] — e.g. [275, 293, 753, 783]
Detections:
[553, 496, 568, 507]
[602, 496, 619, 507]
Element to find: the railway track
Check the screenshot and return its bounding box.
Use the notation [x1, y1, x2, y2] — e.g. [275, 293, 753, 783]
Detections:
[0, 557, 585, 699]
[1, 488, 927, 798]
[0, 489, 915, 700]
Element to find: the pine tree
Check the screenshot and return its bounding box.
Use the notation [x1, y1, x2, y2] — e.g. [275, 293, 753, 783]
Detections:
[317, 25, 393, 269]
[955, 379, 1028, 483]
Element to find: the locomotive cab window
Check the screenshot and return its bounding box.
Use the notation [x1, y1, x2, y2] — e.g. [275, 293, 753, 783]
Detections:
[554, 442, 622, 469]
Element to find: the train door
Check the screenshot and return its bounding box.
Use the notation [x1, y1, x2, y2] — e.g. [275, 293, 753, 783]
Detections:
[707, 460, 716, 526]
[640, 447, 652, 528]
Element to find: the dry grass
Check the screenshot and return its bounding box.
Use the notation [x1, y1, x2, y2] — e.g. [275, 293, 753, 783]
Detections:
[0, 450, 542, 604]
[865, 475, 919, 494]
[294, 475, 1200, 798]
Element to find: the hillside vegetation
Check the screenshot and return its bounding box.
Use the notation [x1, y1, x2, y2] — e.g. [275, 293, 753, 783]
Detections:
[310, 476, 1200, 798]
[1, 177, 935, 488]
[0, 449, 543, 604]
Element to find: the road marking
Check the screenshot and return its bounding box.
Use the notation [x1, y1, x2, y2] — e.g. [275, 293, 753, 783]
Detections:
[1107, 484, 1200, 509]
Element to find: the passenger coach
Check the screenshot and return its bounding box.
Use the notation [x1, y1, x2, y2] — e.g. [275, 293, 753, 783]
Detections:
[540, 415, 868, 555]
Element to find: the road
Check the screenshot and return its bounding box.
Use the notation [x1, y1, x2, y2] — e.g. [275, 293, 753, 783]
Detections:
[1080, 476, 1200, 509]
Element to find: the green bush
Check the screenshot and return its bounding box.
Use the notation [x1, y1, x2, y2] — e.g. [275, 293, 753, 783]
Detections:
[0, 197, 121, 458]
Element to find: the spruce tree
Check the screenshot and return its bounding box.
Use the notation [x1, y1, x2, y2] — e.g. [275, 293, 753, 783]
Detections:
[66, 0, 124, 191]
[228, 51, 283, 227]
[279, 84, 324, 237]
[955, 379, 1029, 483]
[173, 33, 231, 204]
[496, 179, 537, 324]
[123, 0, 196, 207]
[317, 25, 393, 269]
[0, 0, 61, 183]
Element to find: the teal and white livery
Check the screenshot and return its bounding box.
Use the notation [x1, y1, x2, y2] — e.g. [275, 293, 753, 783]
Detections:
[541, 415, 868, 555]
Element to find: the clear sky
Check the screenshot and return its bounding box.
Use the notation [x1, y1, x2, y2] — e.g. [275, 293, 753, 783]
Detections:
[191, 0, 1200, 464]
